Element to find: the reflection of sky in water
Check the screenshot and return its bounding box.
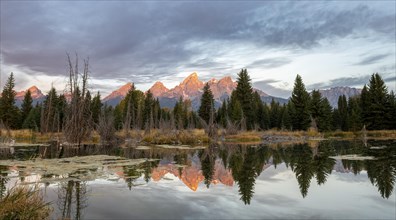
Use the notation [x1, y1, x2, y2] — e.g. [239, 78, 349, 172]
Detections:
[2, 140, 395, 219]
[40, 163, 395, 219]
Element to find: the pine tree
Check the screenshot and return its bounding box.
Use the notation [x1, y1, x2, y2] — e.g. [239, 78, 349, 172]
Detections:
[91, 92, 102, 126]
[310, 90, 322, 124]
[318, 98, 333, 131]
[255, 94, 269, 130]
[347, 97, 362, 131]
[41, 87, 59, 133]
[290, 75, 311, 130]
[198, 83, 215, 124]
[310, 90, 333, 132]
[143, 90, 155, 129]
[269, 99, 280, 129]
[281, 103, 292, 130]
[21, 90, 33, 126]
[360, 84, 370, 127]
[216, 100, 228, 128]
[366, 73, 388, 130]
[0, 72, 20, 129]
[173, 97, 185, 130]
[388, 91, 396, 129]
[234, 69, 255, 130]
[337, 95, 349, 131]
[22, 104, 41, 130]
[229, 91, 243, 123]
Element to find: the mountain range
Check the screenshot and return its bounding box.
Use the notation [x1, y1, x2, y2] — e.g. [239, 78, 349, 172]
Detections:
[103, 72, 287, 109]
[319, 87, 362, 108]
[11, 73, 362, 109]
[15, 86, 46, 106]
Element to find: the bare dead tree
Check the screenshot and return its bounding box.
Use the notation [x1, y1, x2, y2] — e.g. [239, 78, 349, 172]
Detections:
[124, 99, 131, 138]
[226, 118, 239, 135]
[97, 108, 116, 144]
[63, 53, 93, 145]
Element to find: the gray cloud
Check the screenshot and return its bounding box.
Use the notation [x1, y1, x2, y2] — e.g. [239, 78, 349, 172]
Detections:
[307, 73, 395, 90]
[253, 79, 291, 98]
[307, 75, 370, 90]
[355, 54, 390, 66]
[250, 58, 292, 69]
[1, 1, 394, 88]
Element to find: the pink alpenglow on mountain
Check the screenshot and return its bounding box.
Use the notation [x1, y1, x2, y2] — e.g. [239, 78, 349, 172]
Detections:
[15, 86, 45, 100]
[103, 82, 133, 103]
[149, 81, 169, 97]
[163, 72, 204, 99]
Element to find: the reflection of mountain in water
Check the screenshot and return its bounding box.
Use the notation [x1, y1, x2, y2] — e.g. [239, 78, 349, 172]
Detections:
[152, 156, 233, 191]
[0, 140, 395, 206]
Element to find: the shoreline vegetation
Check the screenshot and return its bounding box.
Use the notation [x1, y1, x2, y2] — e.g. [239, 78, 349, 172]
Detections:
[0, 59, 395, 149]
[1, 128, 395, 146]
[0, 185, 52, 220]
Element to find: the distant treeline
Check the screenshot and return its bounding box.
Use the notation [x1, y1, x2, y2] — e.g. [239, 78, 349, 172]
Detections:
[0, 69, 395, 134]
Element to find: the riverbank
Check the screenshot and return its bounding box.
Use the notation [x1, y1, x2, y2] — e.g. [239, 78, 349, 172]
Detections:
[1, 129, 395, 145]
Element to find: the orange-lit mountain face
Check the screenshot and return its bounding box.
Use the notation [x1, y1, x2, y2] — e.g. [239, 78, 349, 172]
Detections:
[149, 81, 170, 97]
[102, 82, 133, 103]
[102, 72, 270, 109]
[15, 86, 45, 100]
[151, 158, 233, 191]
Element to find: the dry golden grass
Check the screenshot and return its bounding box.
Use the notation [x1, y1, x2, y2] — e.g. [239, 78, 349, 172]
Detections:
[225, 130, 262, 142]
[2, 129, 395, 145]
[0, 185, 52, 220]
[140, 129, 209, 145]
[366, 130, 396, 138]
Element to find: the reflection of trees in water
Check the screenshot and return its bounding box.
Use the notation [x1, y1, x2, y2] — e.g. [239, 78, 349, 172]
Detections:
[289, 144, 315, 198]
[0, 166, 9, 199]
[49, 139, 396, 208]
[365, 146, 396, 199]
[333, 140, 396, 199]
[123, 160, 160, 190]
[57, 180, 88, 220]
[229, 146, 265, 205]
[199, 143, 218, 188]
[260, 142, 335, 198]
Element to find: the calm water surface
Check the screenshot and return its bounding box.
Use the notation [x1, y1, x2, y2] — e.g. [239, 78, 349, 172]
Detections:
[1, 140, 395, 219]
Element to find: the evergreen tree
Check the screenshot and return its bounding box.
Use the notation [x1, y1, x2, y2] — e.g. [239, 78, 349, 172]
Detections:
[360, 84, 370, 127]
[269, 98, 280, 129]
[290, 75, 311, 130]
[318, 98, 333, 131]
[0, 72, 20, 128]
[262, 104, 270, 130]
[388, 91, 396, 129]
[365, 73, 389, 130]
[347, 97, 362, 131]
[113, 105, 123, 130]
[143, 90, 155, 129]
[21, 90, 33, 126]
[234, 69, 255, 130]
[337, 95, 348, 131]
[310, 90, 332, 131]
[216, 100, 228, 128]
[228, 92, 243, 123]
[22, 104, 41, 130]
[91, 92, 102, 126]
[332, 109, 341, 130]
[310, 90, 322, 124]
[198, 83, 215, 124]
[256, 99, 270, 130]
[41, 87, 60, 133]
[281, 103, 292, 130]
[173, 97, 185, 129]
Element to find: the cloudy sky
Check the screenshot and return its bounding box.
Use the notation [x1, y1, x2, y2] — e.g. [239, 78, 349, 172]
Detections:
[1, 1, 395, 98]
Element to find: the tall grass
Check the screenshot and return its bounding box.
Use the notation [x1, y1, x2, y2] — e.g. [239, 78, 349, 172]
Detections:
[0, 185, 52, 220]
